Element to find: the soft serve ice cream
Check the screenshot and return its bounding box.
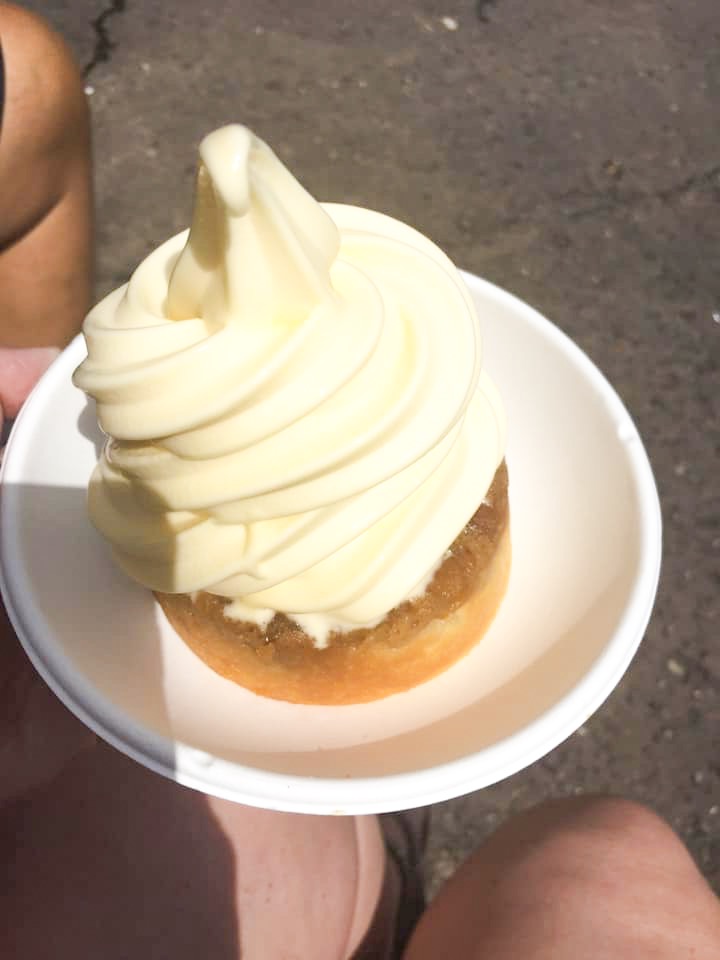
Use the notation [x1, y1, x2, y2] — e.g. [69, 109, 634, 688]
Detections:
[74, 124, 508, 700]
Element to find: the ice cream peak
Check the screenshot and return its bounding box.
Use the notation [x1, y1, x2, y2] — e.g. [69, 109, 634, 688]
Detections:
[73, 124, 506, 641]
[165, 125, 339, 327]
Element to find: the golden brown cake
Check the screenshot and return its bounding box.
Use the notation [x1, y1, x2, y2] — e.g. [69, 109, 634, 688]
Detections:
[155, 462, 509, 705]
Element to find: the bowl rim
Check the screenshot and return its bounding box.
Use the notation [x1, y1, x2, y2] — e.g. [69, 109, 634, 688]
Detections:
[0, 271, 662, 813]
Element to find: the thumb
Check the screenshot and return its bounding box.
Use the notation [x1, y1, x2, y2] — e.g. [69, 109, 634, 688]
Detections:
[0, 347, 60, 420]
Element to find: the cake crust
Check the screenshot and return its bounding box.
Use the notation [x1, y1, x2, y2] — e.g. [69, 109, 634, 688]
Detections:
[156, 461, 510, 704]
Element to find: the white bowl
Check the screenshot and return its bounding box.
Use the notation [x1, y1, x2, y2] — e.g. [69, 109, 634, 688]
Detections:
[0, 272, 661, 814]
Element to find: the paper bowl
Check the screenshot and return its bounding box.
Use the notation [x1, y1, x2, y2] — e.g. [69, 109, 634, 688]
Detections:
[0, 272, 661, 814]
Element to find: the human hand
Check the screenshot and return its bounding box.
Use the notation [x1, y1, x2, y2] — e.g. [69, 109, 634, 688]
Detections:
[0, 345, 94, 806]
[0, 346, 60, 449]
[0, 600, 95, 807]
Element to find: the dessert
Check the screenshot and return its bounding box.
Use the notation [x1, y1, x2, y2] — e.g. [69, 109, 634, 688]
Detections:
[73, 124, 509, 705]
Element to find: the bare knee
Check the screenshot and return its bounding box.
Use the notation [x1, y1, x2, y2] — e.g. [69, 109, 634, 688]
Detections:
[0, 4, 92, 346]
[488, 797, 711, 919]
[0, 2, 90, 245]
[517, 795, 691, 877]
[405, 797, 720, 960]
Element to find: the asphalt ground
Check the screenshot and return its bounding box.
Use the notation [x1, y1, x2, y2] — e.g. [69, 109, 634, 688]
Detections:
[23, 0, 720, 894]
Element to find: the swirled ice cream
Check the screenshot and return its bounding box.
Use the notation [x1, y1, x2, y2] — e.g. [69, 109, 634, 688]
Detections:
[74, 125, 506, 653]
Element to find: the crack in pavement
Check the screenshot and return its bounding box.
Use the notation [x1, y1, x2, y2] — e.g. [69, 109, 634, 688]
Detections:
[656, 164, 720, 202]
[566, 164, 720, 220]
[82, 0, 127, 79]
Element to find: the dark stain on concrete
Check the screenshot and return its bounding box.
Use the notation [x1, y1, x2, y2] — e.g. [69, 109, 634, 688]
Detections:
[476, 0, 499, 23]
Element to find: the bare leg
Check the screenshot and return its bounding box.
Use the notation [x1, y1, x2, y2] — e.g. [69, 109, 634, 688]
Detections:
[0, 2, 92, 351]
[404, 797, 720, 959]
[2, 740, 388, 959]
